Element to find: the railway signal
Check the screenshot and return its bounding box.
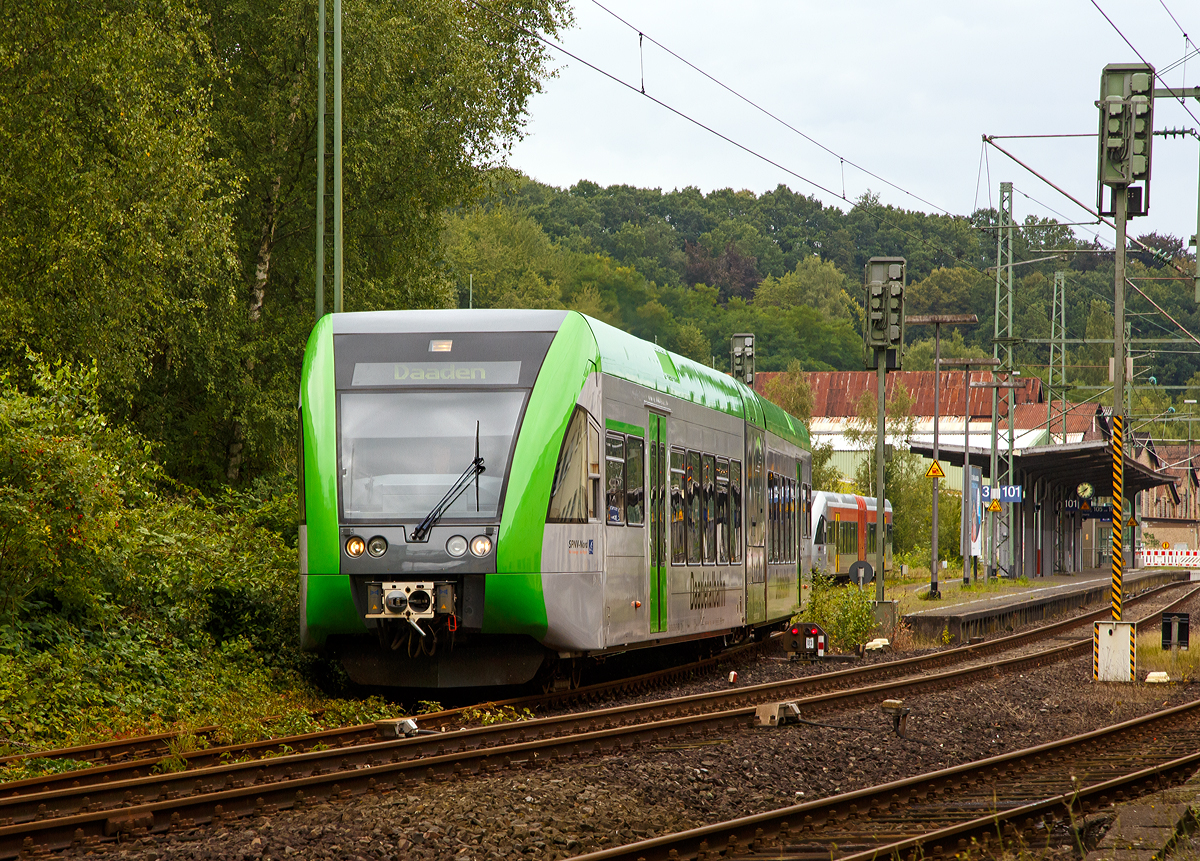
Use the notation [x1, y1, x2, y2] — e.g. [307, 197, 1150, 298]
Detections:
[864, 259, 905, 353]
[783, 622, 826, 660]
[863, 257, 906, 604]
[731, 333, 755, 385]
[1097, 64, 1155, 216]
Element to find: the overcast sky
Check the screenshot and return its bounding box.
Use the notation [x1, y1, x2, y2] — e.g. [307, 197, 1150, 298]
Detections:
[507, 0, 1200, 249]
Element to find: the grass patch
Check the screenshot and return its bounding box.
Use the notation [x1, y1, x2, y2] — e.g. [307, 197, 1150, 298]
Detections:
[1135, 630, 1200, 681]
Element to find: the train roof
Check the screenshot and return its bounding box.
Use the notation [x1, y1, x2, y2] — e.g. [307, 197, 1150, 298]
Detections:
[582, 315, 808, 451]
[331, 308, 569, 333]
[327, 309, 808, 451]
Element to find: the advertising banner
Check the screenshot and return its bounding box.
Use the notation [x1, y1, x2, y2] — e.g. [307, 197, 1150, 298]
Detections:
[963, 465, 983, 558]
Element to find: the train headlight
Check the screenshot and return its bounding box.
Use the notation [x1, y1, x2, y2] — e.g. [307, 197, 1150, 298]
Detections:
[470, 535, 492, 557]
[446, 535, 468, 557]
[384, 590, 408, 613]
[367, 536, 388, 557]
[345, 536, 366, 558]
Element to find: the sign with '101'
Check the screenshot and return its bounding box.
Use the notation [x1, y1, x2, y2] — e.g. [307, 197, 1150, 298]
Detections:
[982, 485, 1023, 503]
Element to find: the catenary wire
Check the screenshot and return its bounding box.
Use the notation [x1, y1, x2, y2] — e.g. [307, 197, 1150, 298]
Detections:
[586, 0, 956, 216]
[464, 0, 994, 282]
[1088, 0, 1200, 126]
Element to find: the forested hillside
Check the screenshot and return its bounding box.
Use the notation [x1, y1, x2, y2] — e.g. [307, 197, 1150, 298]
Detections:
[445, 176, 1200, 411]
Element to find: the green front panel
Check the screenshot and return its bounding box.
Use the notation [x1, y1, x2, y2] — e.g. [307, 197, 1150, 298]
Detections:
[301, 316, 367, 646]
[490, 313, 600, 635]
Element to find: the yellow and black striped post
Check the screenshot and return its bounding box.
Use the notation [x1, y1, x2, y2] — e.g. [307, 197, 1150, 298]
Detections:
[1111, 414, 1123, 621]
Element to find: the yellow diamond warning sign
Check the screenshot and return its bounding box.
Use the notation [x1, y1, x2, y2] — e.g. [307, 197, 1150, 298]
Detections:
[987, 499, 1002, 512]
[925, 461, 946, 479]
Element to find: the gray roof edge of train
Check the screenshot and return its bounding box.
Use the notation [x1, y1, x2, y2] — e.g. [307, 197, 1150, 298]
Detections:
[815, 491, 893, 513]
[330, 308, 570, 334]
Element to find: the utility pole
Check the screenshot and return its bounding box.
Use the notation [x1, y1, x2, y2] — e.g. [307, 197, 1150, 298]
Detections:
[1187, 399, 1197, 551]
[864, 258, 906, 604]
[989, 182, 1019, 580]
[315, 0, 343, 319]
[908, 315, 977, 599]
[1048, 272, 1068, 442]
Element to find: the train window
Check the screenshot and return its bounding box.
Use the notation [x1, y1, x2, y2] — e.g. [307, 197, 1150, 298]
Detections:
[789, 479, 797, 562]
[547, 408, 590, 523]
[747, 436, 764, 546]
[781, 476, 788, 563]
[802, 483, 811, 539]
[702, 455, 716, 564]
[625, 437, 645, 526]
[715, 458, 729, 565]
[670, 448, 686, 564]
[730, 459, 743, 563]
[766, 472, 773, 563]
[767, 471, 777, 564]
[605, 432, 625, 525]
[784, 479, 793, 563]
[588, 421, 601, 521]
[686, 450, 701, 565]
[814, 515, 825, 546]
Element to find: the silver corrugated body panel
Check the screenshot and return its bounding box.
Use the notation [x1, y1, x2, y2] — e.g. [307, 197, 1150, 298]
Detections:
[541, 523, 606, 650]
[299, 525, 313, 650]
[541, 371, 605, 651]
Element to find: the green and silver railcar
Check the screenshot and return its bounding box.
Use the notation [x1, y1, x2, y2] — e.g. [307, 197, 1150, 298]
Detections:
[299, 309, 812, 688]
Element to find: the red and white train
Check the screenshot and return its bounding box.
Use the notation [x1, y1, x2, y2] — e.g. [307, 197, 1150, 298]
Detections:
[810, 491, 892, 581]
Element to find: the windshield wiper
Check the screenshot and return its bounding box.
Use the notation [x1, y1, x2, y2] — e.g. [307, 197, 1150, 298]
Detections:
[410, 423, 486, 543]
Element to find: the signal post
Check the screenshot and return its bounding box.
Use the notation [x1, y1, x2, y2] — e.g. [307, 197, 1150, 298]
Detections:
[1095, 63, 1155, 681]
[864, 258, 906, 605]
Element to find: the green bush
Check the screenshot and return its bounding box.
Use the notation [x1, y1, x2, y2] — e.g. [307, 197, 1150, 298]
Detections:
[798, 571, 876, 652]
[0, 356, 390, 766]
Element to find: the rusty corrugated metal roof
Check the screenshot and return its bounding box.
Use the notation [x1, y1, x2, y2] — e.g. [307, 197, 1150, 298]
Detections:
[755, 370, 1042, 419]
[1013, 402, 1100, 438]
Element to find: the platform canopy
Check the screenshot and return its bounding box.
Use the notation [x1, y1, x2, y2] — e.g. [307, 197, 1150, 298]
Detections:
[910, 439, 1176, 497]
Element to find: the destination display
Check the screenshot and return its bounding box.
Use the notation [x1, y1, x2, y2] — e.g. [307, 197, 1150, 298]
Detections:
[351, 361, 522, 386]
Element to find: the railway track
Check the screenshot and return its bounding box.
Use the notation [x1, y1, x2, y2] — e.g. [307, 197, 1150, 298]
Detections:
[3, 580, 1189, 806]
[1, 583, 1193, 858]
[5, 579, 1187, 797]
[571, 696, 1200, 861]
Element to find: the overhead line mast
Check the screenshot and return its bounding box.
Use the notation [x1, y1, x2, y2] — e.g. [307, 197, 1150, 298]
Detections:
[316, 0, 343, 319]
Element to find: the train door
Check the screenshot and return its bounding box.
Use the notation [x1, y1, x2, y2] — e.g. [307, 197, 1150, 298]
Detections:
[647, 412, 668, 633]
[745, 428, 766, 624]
[855, 496, 868, 564]
[798, 463, 811, 611]
[833, 512, 841, 574]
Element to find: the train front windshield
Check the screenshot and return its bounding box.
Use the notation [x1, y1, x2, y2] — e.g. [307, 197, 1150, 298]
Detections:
[339, 391, 525, 520]
[333, 329, 555, 523]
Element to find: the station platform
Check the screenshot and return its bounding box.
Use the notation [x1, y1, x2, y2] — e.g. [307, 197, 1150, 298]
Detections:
[900, 567, 1194, 644]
